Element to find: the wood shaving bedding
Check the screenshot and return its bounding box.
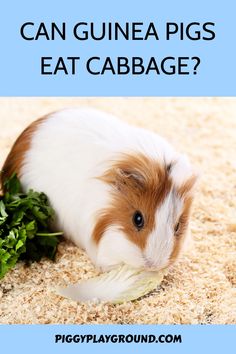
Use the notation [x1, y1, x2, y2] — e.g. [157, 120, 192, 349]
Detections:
[0, 97, 235, 324]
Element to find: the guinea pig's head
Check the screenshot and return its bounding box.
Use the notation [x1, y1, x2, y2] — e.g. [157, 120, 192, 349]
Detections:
[93, 153, 197, 271]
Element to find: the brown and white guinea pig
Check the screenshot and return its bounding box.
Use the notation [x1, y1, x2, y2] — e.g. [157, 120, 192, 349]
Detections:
[1, 107, 197, 271]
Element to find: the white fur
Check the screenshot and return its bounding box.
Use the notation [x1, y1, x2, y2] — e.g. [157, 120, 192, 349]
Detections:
[144, 190, 183, 270]
[95, 226, 145, 271]
[20, 107, 195, 270]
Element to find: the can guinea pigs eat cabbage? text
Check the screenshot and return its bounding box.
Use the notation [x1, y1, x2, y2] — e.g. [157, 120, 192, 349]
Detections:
[1, 108, 197, 272]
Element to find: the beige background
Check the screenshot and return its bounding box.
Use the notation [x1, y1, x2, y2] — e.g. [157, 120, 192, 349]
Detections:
[0, 97, 236, 324]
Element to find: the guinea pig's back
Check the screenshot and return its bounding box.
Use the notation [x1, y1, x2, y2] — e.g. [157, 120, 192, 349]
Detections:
[19, 108, 133, 190]
[1, 107, 178, 249]
[2, 108, 133, 247]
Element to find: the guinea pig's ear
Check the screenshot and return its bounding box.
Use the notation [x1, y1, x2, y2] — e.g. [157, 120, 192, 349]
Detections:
[117, 168, 146, 191]
[170, 153, 199, 197]
[178, 173, 199, 198]
[100, 166, 145, 194]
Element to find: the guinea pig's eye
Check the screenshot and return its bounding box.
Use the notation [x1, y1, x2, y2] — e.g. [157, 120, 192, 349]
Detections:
[174, 221, 180, 234]
[132, 211, 144, 231]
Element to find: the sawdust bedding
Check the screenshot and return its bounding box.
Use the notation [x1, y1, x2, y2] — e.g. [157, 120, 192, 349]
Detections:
[0, 97, 235, 324]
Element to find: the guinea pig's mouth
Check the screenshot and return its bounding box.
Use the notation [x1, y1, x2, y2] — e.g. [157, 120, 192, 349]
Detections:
[143, 257, 168, 272]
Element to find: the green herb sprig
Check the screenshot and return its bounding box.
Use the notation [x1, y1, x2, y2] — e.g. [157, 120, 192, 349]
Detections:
[0, 173, 63, 279]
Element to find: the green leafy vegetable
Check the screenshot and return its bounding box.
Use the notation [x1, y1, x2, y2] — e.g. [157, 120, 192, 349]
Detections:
[0, 173, 63, 279]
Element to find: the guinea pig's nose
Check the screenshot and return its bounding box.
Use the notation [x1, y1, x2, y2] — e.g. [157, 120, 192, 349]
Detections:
[144, 258, 156, 269]
[144, 257, 167, 271]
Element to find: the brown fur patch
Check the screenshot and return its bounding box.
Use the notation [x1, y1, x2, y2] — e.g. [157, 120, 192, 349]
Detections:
[0, 116, 48, 191]
[167, 175, 197, 264]
[93, 153, 173, 250]
[169, 194, 194, 265]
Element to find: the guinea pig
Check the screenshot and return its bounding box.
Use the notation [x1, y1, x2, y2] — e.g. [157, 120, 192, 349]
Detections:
[1, 107, 197, 271]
